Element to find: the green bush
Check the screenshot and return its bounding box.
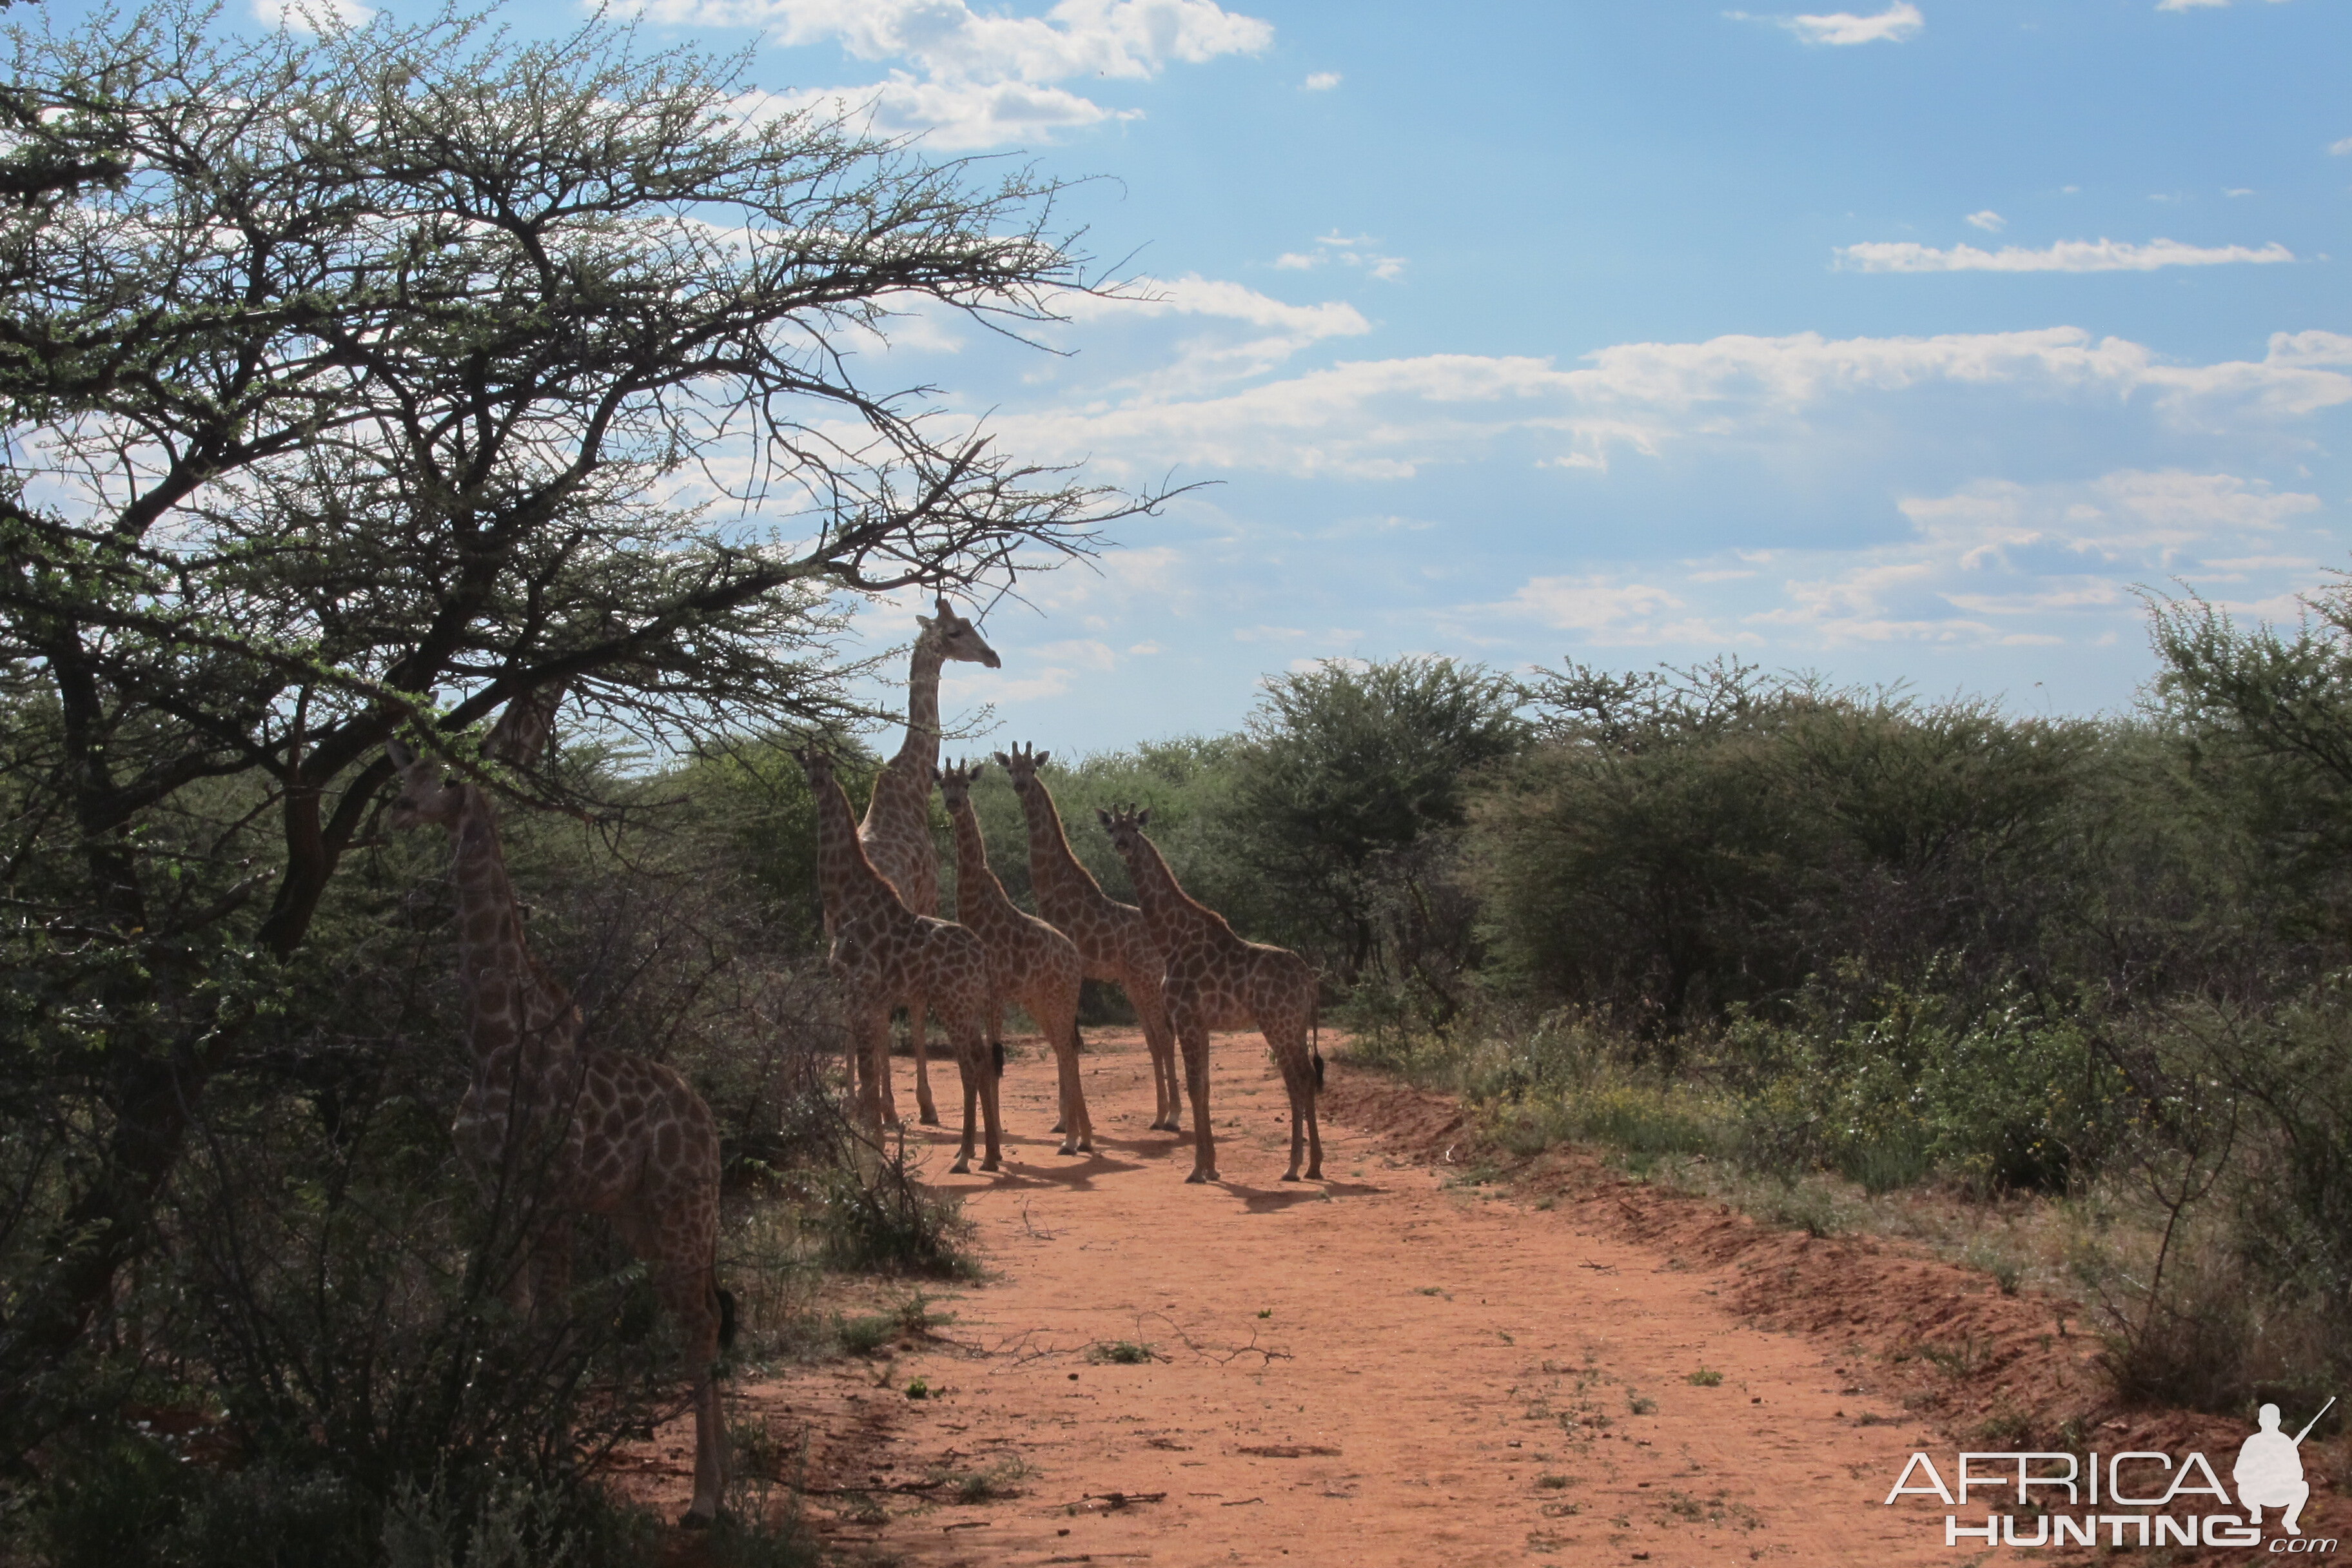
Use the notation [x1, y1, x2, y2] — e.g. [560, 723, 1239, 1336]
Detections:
[1730, 968, 2125, 1193]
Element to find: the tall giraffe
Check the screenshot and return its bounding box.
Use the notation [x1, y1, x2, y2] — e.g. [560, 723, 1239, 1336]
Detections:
[1097, 805, 1325, 1184]
[799, 747, 1003, 1173]
[385, 694, 730, 1524]
[937, 760, 1092, 1155]
[994, 743, 1184, 1132]
[860, 598, 1002, 1126]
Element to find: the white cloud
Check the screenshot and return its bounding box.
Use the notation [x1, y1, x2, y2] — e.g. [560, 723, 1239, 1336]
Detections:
[1267, 230, 1406, 281]
[1496, 576, 1723, 644]
[2331, 137, 2352, 156]
[1053, 274, 1370, 391]
[979, 326, 2352, 482]
[1752, 469, 2320, 644]
[2158, 0, 2293, 10]
[1302, 71, 1342, 90]
[1063, 275, 1368, 337]
[1965, 210, 2006, 232]
[1727, 3, 1923, 44]
[644, 0, 1273, 148]
[758, 77, 1135, 149]
[1838, 236, 2295, 272]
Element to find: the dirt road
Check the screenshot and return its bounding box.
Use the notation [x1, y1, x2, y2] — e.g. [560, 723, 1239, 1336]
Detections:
[721, 1032, 2010, 1567]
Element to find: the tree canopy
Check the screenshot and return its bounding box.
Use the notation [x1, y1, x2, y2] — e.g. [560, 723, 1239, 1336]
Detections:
[0, 0, 1155, 1412]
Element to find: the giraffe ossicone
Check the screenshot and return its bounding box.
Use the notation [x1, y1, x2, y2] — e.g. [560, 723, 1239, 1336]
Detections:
[385, 691, 731, 1525]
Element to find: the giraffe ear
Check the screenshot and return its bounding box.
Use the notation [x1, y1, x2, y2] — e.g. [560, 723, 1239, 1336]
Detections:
[1095, 807, 1112, 828]
[1137, 807, 1152, 828]
[1035, 750, 1051, 770]
[991, 750, 1011, 767]
[386, 736, 415, 769]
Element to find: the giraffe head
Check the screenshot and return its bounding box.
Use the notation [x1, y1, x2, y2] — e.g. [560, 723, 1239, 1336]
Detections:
[916, 596, 1001, 669]
[993, 741, 1050, 796]
[482, 680, 565, 770]
[1095, 803, 1152, 855]
[384, 735, 466, 832]
[936, 758, 984, 813]
[790, 745, 838, 791]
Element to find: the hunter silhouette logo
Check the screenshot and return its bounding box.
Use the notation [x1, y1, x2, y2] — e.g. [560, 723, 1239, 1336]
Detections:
[1882, 1396, 2338, 1551]
[2239, 1398, 2333, 1536]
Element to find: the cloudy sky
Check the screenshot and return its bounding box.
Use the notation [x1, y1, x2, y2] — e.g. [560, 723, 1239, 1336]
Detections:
[284, 0, 2352, 749]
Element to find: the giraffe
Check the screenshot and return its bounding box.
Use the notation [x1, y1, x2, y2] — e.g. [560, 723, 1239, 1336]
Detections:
[798, 747, 1003, 1173]
[859, 598, 1002, 1127]
[384, 693, 730, 1525]
[1096, 805, 1325, 1184]
[993, 743, 1185, 1133]
[936, 760, 1093, 1155]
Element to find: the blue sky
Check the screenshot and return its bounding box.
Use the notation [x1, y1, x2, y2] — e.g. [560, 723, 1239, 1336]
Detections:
[272, 0, 2352, 750]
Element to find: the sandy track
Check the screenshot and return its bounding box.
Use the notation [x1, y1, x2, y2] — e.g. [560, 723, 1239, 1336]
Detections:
[717, 1032, 2008, 1567]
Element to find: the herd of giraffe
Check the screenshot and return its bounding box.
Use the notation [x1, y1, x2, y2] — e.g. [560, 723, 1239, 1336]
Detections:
[381, 598, 1325, 1524]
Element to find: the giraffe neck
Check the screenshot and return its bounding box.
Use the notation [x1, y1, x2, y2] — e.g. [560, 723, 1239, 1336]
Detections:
[946, 797, 1014, 924]
[861, 640, 948, 858]
[447, 790, 568, 1059]
[814, 766, 911, 923]
[886, 640, 948, 779]
[1115, 829, 1223, 946]
[1014, 777, 1106, 910]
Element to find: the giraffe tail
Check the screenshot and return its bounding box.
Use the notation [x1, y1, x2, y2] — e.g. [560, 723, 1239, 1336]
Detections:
[991, 1039, 1006, 1077]
[1311, 1006, 1324, 1093]
[715, 1278, 738, 1353]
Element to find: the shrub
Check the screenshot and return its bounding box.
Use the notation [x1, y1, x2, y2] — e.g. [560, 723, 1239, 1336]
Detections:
[1729, 968, 2125, 1194]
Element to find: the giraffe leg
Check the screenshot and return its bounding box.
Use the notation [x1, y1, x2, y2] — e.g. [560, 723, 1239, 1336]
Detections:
[1178, 1017, 1217, 1183]
[1272, 1025, 1317, 1182]
[875, 1008, 902, 1128]
[652, 1258, 728, 1525]
[910, 1000, 941, 1124]
[972, 1017, 1005, 1173]
[852, 1010, 890, 1131]
[843, 1028, 864, 1125]
[1130, 970, 1182, 1133]
[1055, 1010, 1092, 1155]
[1301, 1030, 1324, 1180]
[950, 1048, 978, 1175]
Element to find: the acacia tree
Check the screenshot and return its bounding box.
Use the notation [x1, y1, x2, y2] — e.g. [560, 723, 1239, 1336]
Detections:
[1229, 657, 1527, 1000]
[0, 1, 1157, 1411]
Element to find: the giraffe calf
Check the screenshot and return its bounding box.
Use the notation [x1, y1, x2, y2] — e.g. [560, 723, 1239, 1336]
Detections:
[939, 760, 1093, 1154]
